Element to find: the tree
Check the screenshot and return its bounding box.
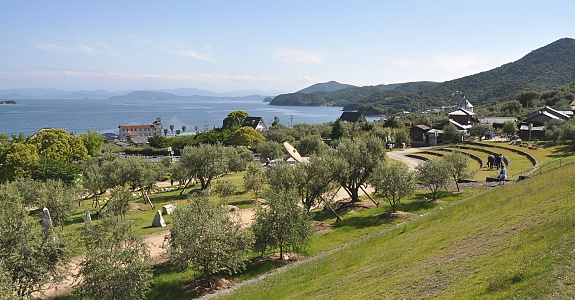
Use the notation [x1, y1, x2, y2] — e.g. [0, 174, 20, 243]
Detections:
[29, 128, 89, 162]
[222, 110, 248, 130]
[164, 129, 168, 136]
[107, 186, 132, 218]
[31, 157, 84, 184]
[415, 159, 452, 201]
[501, 121, 518, 138]
[148, 134, 168, 149]
[179, 143, 229, 190]
[368, 160, 416, 212]
[469, 123, 494, 141]
[83, 162, 106, 207]
[243, 162, 267, 201]
[212, 178, 238, 199]
[255, 140, 285, 161]
[544, 119, 565, 143]
[267, 157, 338, 213]
[182, 125, 187, 132]
[76, 214, 152, 300]
[442, 123, 463, 144]
[271, 116, 280, 127]
[252, 189, 313, 259]
[0, 182, 67, 298]
[167, 196, 253, 280]
[296, 134, 328, 156]
[228, 126, 265, 147]
[38, 179, 78, 231]
[1, 142, 39, 182]
[332, 136, 387, 203]
[329, 119, 347, 140]
[170, 124, 175, 133]
[442, 152, 474, 192]
[80, 129, 106, 157]
[394, 130, 411, 147]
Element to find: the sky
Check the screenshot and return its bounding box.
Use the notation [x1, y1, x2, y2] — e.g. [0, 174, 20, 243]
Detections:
[1, 0, 574, 93]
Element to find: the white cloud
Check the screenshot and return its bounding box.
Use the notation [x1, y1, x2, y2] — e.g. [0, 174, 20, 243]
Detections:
[274, 48, 325, 64]
[33, 41, 99, 55]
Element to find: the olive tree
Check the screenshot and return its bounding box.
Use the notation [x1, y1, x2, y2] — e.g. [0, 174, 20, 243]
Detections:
[180, 143, 229, 190]
[252, 189, 313, 259]
[415, 159, 452, 201]
[255, 140, 285, 161]
[38, 179, 79, 231]
[332, 136, 387, 203]
[167, 196, 253, 280]
[243, 162, 268, 200]
[368, 160, 416, 212]
[76, 214, 152, 299]
[443, 151, 474, 192]
[0, 182, 67, 298]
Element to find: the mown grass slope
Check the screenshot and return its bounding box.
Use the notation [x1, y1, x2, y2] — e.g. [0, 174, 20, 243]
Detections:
[215, 164, 575, 299]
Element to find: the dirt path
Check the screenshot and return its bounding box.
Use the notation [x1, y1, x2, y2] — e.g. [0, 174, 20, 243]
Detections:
[386, 147, 427, 170]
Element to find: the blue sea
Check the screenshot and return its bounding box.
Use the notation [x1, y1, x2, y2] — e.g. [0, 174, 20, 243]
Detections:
[0, 98, 346, 136]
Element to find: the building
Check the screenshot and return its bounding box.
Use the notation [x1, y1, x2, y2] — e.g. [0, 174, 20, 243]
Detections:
[339, 111, 367, 123]
[519, 106, 571, 139]
[410, 124, 431, 142]
[242, 117, 268, 131]
[118, 117, 163, 141]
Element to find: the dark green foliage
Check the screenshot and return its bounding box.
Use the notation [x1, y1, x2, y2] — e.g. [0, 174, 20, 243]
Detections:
[330, 119, 347, 140]
[442, 123, 463, 144]
[31, 157, 83, 184]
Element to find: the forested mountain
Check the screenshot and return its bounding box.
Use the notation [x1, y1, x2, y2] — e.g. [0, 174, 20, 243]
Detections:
[270, 38, 575, 115]
[297, 81, 355, 94]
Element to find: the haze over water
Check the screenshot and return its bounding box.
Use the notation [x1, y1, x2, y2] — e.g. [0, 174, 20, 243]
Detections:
[0, 97, 345, 136]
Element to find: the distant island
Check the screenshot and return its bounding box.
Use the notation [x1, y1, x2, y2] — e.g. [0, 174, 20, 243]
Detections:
[0, 100, 16, 104]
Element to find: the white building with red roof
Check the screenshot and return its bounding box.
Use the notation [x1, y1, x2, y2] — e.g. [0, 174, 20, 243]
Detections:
[118, 117, 163, 141]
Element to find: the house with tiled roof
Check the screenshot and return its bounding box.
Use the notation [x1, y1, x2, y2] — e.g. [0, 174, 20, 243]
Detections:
[118, 117, 163, 141]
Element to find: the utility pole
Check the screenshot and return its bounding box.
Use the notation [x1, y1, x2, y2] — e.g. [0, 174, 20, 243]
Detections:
[290, 115, 293, 128]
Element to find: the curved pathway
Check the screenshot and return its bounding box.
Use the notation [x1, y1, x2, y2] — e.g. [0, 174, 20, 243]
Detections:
[386, 147, 428, 170]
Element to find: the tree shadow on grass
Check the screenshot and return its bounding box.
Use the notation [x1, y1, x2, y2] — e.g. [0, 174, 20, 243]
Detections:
[398, 190, 453, 214]
[335, 213, 396, 229]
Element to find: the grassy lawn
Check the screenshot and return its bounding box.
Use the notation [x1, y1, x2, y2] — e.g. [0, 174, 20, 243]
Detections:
[216, 164, 575, 299]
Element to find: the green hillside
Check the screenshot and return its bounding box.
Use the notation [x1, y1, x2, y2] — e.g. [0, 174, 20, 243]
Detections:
[270, 38, 575, 115]
[215, 164, 575, 299]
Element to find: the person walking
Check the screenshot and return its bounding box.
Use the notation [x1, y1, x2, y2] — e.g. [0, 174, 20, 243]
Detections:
[499, 165, 507, 185]
[487, 153, 494, 169]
